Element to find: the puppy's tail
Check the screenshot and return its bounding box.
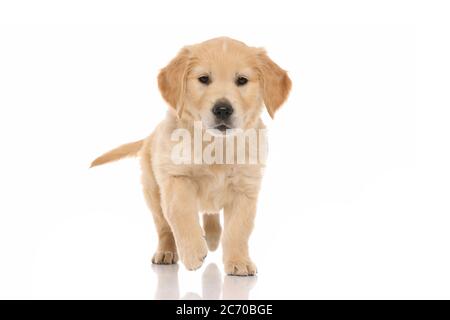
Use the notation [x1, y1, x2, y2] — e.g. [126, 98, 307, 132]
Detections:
[90, 139, 144, 168]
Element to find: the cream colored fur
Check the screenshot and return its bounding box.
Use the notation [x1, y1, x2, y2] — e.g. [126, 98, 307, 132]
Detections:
[91, 37, 291, 275]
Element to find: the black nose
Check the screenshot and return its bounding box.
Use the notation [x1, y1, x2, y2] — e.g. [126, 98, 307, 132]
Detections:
[212, 100, 233, 120]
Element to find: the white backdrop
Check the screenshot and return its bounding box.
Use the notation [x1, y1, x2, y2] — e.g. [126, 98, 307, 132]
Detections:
[0, 1, 449, 299]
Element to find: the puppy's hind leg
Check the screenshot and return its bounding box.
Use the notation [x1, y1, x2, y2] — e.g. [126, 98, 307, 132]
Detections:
[203, 214, 222, 251]
[144, 185, 178, 264]
[141, 143, 178, 265]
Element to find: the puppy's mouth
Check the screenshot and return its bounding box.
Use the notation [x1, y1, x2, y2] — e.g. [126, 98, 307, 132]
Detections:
[206, 123, 234, 136]
[215, 124, 231, 132]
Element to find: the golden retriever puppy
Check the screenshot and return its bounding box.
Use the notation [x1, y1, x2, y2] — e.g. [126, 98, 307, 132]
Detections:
[91, 37, 291, 275]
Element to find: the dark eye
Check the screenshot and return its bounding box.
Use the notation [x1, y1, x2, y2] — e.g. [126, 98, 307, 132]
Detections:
[198, 75, 210, 85]
[236, 76, 248, 86]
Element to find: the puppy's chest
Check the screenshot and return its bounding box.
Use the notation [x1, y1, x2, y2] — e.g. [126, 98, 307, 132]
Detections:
[194, 167, 235, 213]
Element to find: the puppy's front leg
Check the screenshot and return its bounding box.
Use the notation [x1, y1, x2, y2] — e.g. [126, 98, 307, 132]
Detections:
[160, 176, 207, 270]
[223, 192, 258, 276]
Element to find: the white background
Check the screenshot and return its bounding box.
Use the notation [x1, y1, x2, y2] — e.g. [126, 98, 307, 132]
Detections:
[0, 0, 449, 299]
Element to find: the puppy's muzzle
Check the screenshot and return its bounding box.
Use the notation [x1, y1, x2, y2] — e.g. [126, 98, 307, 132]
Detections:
[211, 99, 234, 132]
[212, 99, 233, 121]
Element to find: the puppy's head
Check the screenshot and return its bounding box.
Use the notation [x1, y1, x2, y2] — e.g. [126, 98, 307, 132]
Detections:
[158, 37, 291, 133]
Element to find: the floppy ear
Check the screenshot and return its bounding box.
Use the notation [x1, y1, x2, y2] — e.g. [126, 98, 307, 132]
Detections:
[157, 47, 190, 118]
[257, 50, 292, 118]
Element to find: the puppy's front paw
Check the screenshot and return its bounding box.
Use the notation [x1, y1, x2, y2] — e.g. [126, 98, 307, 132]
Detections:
[179, 237, 208, 271]
[225, 259, 257, 276]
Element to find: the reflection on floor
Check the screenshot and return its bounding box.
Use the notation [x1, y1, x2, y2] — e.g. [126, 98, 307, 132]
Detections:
[152, 263, 257, 300]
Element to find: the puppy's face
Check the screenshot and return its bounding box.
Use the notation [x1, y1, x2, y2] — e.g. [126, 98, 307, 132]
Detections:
[158, 37, 291, 133]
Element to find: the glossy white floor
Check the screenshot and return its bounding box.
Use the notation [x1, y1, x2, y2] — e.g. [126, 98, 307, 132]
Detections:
[1, 1, 450, 300]
[1, 155, 449, 300]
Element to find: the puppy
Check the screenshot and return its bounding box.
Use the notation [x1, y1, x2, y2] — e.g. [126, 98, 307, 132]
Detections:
[91, 37, 291, 275]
